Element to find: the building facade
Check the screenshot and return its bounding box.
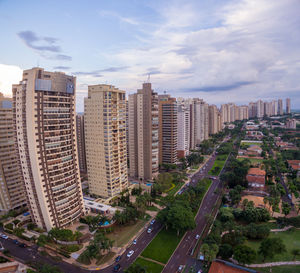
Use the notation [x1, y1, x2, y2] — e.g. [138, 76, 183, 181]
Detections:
[158, 94, 177, 164]
[0, 93, 27, 211]
[286, 98, 291, 114]
[278, 99, 283, 115]
[128, 83, 159, 181]
[13, 68, 84, 231]
[84, 85, 128, 198]
[76, 114, 87, 174]
[177, 103, 190, 158]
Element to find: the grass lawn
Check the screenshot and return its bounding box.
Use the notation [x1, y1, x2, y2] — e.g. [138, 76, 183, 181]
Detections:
[141, 228, 183, 264]
[253, 265, 300, 273]
[106, 220, 146, 247]
[133, 257, 164, 273]
[237, 157, 263, 164]
[146, 206, 160, 211]
[167, 182, 184, 196]
[208, 155, 227, 176]
[240, 141, 262, 146]
[244, 229, 300, 263]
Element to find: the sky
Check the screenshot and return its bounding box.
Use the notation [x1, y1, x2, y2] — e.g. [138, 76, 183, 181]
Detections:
[0, 0, 299, 112]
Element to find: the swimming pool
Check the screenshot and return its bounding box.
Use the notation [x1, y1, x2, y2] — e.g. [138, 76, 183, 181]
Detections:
[99, 221, 110, 226]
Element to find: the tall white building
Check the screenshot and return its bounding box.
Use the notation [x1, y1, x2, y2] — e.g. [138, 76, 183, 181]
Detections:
[84, 85, 128, 198]
[13, 68, 84, 231]
[177, 103, 190, 158]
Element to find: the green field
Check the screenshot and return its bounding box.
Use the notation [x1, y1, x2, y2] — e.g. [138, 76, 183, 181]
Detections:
[133, 257, 164, 273]
[254, 265, 300, 273]
[244, 229, 300, 263]
[167, 182, 184, 196]
[240, 141, 262, 146]
[141, 228, 183, 264]
[107, 219, 146, 247]
[237, 157, 263, 164]
[208, 155, 227, 175]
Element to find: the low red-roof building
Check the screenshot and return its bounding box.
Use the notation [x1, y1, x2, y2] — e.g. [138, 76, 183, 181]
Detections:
[246, 168, 266, 190]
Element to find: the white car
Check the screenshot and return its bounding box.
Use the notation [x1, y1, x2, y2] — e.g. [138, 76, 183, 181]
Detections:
[147, 227, 153, 233]
[127, 250, 134, 258]
[195, 234, 200, 239]
[132, 239, 137, 245]
[0, 234, 8, 240]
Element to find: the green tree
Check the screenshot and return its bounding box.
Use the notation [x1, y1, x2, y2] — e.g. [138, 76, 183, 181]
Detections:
[234, 245, 256, 265]
[259, 238, 286, 262]
[156, 172, 173, 192]
[282, 202, 291, 217]
[291, 249, 300, 260]
[218, 244, 233, 259]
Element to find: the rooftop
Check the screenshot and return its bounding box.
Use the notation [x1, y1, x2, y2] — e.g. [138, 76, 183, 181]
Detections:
[209, 260, 258, 273]
[247, 168, 266, 176]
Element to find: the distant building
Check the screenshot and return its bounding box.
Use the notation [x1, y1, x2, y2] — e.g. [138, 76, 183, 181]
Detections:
[286, 118, 297, 129]
[208, 105, 220, 135]
[158, 94, 177, 164]
[84, 84, 128, 198]
[0, 93, 27, 211]
[278, 99, 283, 115]
[246, 145, 262, 156]
[13, 68, 84, 231]
[177, 103, 190, 158]
[76, 114, 87, 174]
[286, 98, 291, 114]
[128, 83, 159, 181]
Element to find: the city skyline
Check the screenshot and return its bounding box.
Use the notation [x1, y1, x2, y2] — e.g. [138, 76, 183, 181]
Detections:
[0, 0, 300, 112]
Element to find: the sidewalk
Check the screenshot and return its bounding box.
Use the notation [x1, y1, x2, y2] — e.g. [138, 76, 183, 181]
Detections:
[247, 261, 300, 267]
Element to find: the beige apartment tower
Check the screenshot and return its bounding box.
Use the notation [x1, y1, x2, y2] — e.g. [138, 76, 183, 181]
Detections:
[158, 95, 177, 164]
[0, 93, 27, 211]
[13, 68, 84, 231]
[286, 98, 291, 114]
[208, 105, 219, 135]
[84, 85, 128, 198]
[128, 83, 159, 181]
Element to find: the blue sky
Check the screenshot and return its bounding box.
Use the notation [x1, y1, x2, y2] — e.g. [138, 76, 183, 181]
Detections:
[0, 0, 299, 111]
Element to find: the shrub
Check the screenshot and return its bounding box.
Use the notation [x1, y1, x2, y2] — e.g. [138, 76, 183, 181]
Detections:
[4, 223, 13, 230]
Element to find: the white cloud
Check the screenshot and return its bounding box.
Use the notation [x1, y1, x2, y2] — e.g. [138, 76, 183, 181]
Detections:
[0, 64, 23, 97]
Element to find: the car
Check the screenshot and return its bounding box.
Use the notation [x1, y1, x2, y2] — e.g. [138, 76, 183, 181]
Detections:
[132, 239, 137, 245]
[19, 243, 27, 248]
[197, 270, 202, 273]
[0, 234, 8, 240]
[147, 227, 153, 233]
[127, 250, 134, 258]
[195, 234, 200, 239]
[113, 264, 121, 272]
[13, 239, 19, 245]
[178, 265, 184, 272]
[150, 219, 156, 225]
[115, 255, 121, 262]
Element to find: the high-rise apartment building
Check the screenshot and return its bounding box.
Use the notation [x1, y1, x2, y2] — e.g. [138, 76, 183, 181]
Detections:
[177, 103, 190, 158]
[286, 98, 291, 114]
[158, 94, 177, 164]
[278, 99, 283, 115]
[13, 68, 84, 230]
[84, 85, 128, 198]
[128, 83, 159, 181]
[208, 105, 219, 135]
[76, 114, 87, 174]
[0, 93, 27, 211]
[190, 98, 209, 149]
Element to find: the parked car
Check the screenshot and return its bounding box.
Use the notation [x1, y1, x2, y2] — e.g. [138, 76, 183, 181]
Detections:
[147, 227, 153, 233]
[19, 243, 27, 248]
[13, 239, 19, 245]
[133, 239, 137, 245]
[178, 265, 184, 272]
[113, 264, 121, 272]
[127, 250, 134, 258]
[115, 255, 121, 262]
[150, 219, 155, 225]
[0, 234, 8, 240]
[195, 234, 200, 239]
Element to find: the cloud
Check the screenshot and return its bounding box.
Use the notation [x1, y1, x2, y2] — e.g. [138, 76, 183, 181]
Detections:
[99, 66, 129, 72]
[184, 81, 256, 92]
[73, 71, 103, 78]
[53, 66, 71, 70]
[0, 64, 23, 96]
[17, 30, 72, 61]
[98, 10, 139, 25]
